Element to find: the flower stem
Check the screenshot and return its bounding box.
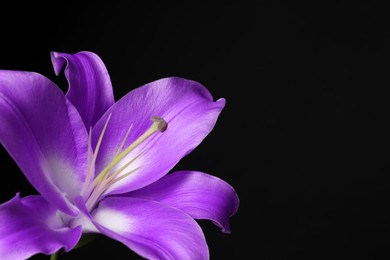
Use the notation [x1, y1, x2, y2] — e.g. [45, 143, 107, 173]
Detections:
[50, 252, 59, 260]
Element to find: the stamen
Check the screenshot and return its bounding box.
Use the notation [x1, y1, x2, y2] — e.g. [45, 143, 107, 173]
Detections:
[93, 113, 112, 167]
[94, 117, 167, 182]
[85, 182, 105, 210]
[82, 127, 93, 195]
[87, 164, 141, 211]
[107, 166, 142, 186]
[113, 124, 133, 158]
[84, 116, 167, 210]
[84, 150, 145, 211]
[105, 150, 145, 184]
[83, 114, 112, 197]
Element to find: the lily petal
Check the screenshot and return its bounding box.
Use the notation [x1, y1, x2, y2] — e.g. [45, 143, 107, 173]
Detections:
[92, 196, 209, 260]
[93, 77, 225, 195]
[51, 51, 115, 128]
[128, 171, 239, 233]
[0, 71, 88, 215]
[0, 194, 82, 260]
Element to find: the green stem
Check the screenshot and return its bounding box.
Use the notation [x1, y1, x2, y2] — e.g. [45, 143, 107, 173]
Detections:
[50, 251, 59, 260]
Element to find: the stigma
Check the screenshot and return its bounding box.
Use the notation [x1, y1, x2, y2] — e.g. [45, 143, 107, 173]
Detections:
[83, 115, 167, 211]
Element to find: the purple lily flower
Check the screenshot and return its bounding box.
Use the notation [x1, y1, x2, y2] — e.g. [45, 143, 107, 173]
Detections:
[0, 51, 239, 260]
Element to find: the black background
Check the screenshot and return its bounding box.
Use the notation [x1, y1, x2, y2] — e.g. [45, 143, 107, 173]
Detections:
[1, 1, 390, 259]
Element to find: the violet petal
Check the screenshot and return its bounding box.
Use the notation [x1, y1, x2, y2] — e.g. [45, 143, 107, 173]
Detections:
[128, 170, 239, 232]
[0, 70, 88, 215]
[51, 51, 115, 128]
[92, 196, 209, 259]
[0, 194, 82, 259]
[92, 77, 225, 195]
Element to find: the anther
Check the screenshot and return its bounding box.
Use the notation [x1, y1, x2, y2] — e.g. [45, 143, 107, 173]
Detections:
[151, 116, 168, 132]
